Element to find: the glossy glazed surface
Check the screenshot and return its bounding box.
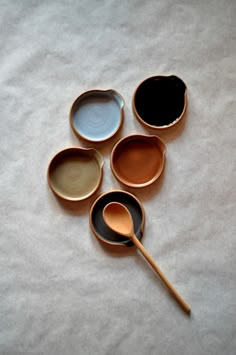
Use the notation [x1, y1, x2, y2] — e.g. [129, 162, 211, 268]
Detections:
[70, 89, 124, 142]
[133, 75, 186, 129]
[48, 148, 103, 201]
[111, 134, 166, 187]
[90, 190, 145, 246]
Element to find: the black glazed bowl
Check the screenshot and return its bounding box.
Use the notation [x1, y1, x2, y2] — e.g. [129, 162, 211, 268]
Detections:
[90, 190, 145, 247]
[132, 75, 187, 130]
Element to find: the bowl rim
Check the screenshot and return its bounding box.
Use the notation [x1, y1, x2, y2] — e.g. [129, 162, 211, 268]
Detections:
[132, 75, 187, 130]
[69, 89, 125, 143]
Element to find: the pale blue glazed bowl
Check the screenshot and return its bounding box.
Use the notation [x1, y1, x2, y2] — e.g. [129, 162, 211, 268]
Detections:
[70, 89, 124, 142]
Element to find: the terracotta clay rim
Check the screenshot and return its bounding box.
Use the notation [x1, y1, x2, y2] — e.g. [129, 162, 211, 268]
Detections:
[69, 89, 125, 143]
[47, 146, 104, 202]
[132, 75, 187, 130]
[89, 190, 145, 247]
[110, 134, 166, 188]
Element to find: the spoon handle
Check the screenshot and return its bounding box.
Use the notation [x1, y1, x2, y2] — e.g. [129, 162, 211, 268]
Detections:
[131, 235, 191, 314]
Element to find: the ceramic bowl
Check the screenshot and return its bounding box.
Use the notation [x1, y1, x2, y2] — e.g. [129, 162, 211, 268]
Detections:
[110, 134, 166, 188]
[47, 147, 104, 201]
[132, 75, 187, 130]
[90, 190, 145, 247]
[70, 89, 124, 142]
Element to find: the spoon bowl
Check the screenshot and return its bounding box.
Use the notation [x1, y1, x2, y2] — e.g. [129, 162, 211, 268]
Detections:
[103, 202, 134, 237]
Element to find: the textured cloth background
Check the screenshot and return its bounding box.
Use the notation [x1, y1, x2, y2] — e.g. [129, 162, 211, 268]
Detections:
[1, 1, 236, 354]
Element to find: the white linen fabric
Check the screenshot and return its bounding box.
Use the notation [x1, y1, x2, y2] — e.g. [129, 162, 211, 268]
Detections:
[1, 1, 236, 354]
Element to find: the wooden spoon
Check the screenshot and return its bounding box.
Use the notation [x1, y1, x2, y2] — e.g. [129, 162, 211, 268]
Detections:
[103, 202, 190, 314]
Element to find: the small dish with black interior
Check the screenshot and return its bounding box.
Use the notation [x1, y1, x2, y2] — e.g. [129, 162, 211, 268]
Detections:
[132, 75, 187, 130]
[90, 190, 145, 247]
